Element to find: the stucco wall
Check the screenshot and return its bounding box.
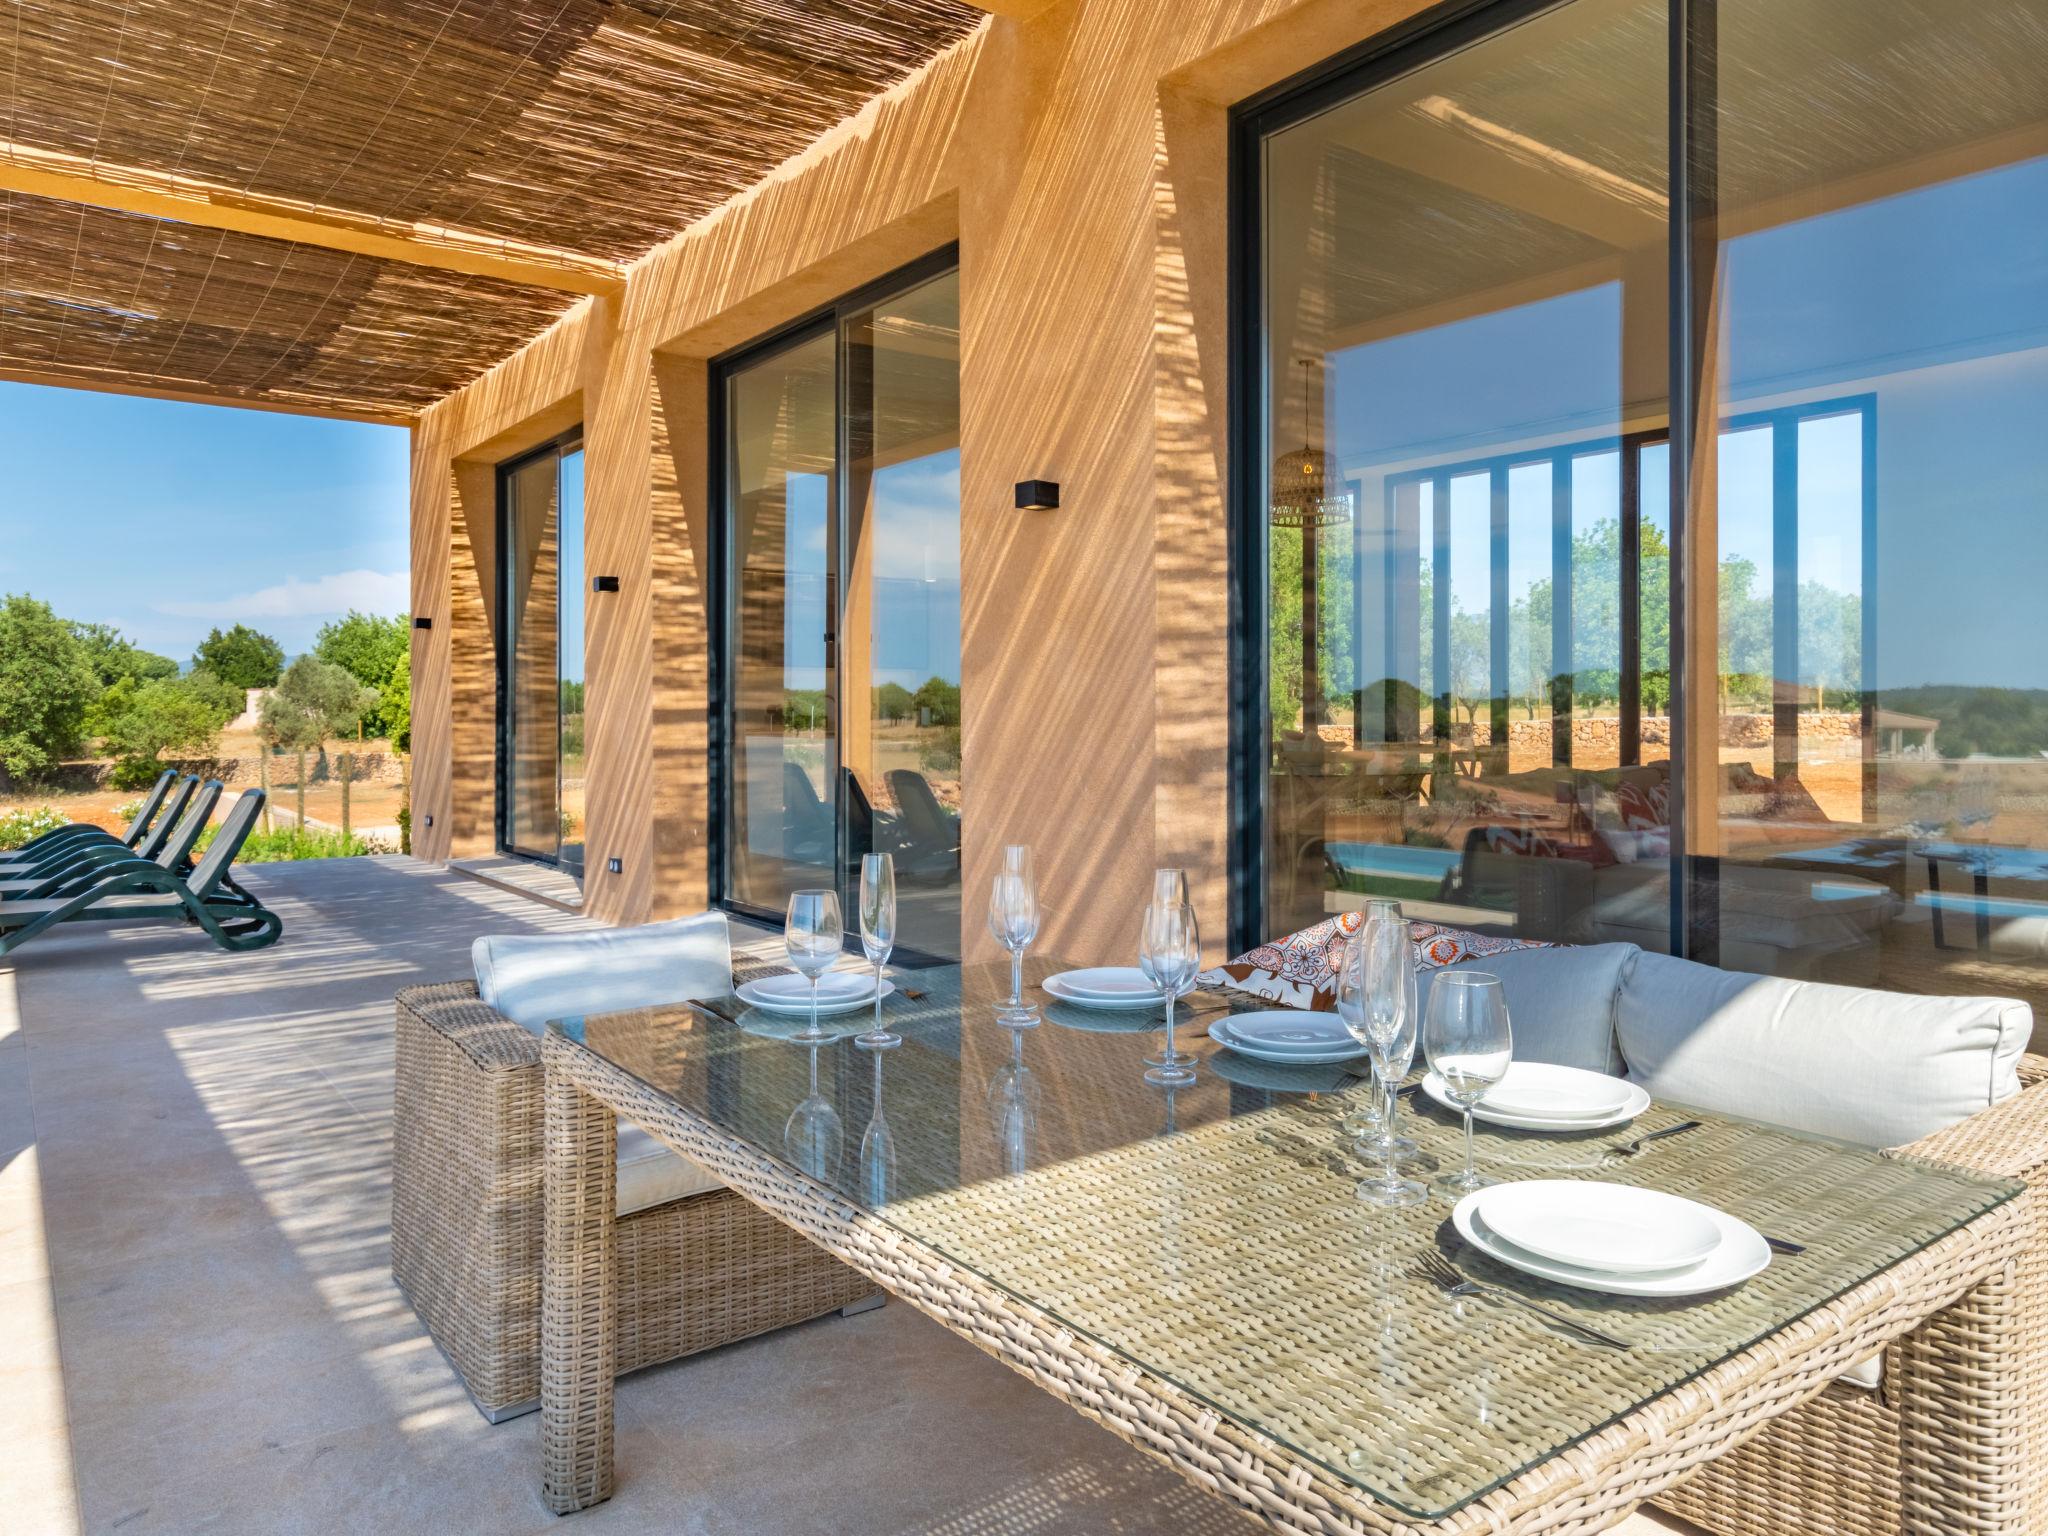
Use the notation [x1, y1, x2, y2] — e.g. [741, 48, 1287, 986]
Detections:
[408, 0, 1437, 953]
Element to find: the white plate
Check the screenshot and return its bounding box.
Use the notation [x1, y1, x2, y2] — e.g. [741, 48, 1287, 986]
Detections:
[1481, 1063, 1634, 1122]
[1216, 1010, 1358, 1055]
[1046, 967, 1166, 1002]
[1209, 1015, 1369, 1065]
[736, 978, 894, 1016]
[1453, 1192, 1770, 1297]
[1042, 974, 1166, 1011]
[1423, 1072, 1651, 1131]
[748, 970, 875, 1003]
[1476, 1180, 1724, 1275]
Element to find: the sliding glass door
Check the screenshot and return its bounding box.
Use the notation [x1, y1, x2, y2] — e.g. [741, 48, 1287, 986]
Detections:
[1241, 0, 2048, 1022]
[498, 432, 586, 879]
[716, 255, 962, 957]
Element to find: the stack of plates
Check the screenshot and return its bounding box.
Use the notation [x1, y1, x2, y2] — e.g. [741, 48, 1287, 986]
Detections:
[1453, 1180, 1771, 1296]
[1421, 1061, 1650, 1131]
[735, 971, 893, 1017]
[1041, 967, 1166, 1010]
[1207, 1010, 1368, 1065]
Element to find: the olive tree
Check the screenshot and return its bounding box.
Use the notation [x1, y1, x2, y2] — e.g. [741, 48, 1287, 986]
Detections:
[259, 656, 378, 829]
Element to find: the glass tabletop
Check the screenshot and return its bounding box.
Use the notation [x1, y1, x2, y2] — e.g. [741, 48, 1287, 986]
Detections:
[550, 957, 2019, 1520]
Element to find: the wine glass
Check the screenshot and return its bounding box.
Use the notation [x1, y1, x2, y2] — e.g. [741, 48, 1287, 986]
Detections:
[987, 845, 1040, 1025]
[1352, 912, 1425, 1207]
[785, 889, 844, 1044]
[859, 1047, 896, 1207]
[856, 853, 899, 1050]
[1139, 899, 1200, 1087]
[1152, 867, 1189, 909]
[784, 1042, 845, 1185]
[1424, 971, 1512, 1195]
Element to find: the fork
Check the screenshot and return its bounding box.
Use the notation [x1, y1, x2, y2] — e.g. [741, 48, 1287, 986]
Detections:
[1415, 1251, 1632, 1350]
[1602, 1120, 1703, 1164]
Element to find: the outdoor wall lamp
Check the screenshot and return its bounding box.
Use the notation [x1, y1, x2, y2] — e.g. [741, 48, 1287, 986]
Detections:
[592, 575, 621, 593]
[413, 616, 432, 629]
[1014, 480, 1059, 511]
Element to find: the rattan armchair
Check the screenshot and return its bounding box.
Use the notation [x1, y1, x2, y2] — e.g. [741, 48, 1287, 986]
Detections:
[1656, 1053, 2048, 1536]
[392, 981, 874, 1421]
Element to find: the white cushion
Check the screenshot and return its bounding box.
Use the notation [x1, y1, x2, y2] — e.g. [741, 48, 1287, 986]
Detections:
[473, 911, 734, 1215]
[474, 911, 733, 1032]
[1415, 944, 1638, 1075]
[1617, 950, 2029, 1147]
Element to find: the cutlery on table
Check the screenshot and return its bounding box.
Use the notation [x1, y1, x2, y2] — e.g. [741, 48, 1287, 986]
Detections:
[1602, 1120, 1704, 1163]
[1416, 1251, 1632, 1351]
[692, 997, 742, 1026]
[1765, 1236, 1807, 1256]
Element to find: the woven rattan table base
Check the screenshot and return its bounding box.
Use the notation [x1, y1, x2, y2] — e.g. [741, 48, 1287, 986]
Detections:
[539, 1030, 2029, 1532]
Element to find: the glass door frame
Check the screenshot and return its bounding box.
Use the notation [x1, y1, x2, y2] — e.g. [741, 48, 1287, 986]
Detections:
[705, 244, 961, 949]
[494, 426, 586, 870]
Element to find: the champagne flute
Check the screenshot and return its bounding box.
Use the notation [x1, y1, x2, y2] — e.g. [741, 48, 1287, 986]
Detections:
[785, 889, 844, 1045]
[1423, 971, 1513, 1194]
[1339, 899, 1403, 1143]
[1353, 913, 1425, 1207]
[987, 845, 1040, 1025]
[856, 852, 899, 1050]
[859, 1047, 896, 1207]
[1139, 899, 1200, 1087]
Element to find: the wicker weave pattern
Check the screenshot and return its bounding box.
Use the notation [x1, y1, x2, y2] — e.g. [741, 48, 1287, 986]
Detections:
[392, 981, 871, 1421]
[539, 1021, 2035, 1532]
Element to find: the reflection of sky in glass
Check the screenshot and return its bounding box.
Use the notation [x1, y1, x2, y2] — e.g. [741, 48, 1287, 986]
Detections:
[558, 448, 585, 685]
[783, 472, 829, 687]
[871, 448, 962, 688]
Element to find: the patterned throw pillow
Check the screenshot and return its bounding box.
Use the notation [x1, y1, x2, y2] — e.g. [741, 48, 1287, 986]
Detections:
[1613, 779, 1671, 832]
[1475, 824, 1616, 869]
[1199, 912, 1553, 1012]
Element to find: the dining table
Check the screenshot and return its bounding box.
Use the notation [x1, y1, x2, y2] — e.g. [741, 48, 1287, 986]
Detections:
[537, 956, 2027, 1532]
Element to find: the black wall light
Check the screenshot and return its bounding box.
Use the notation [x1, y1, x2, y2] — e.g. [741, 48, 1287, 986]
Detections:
[413, 616, 433, 630]
[1014, 480, 1060, 511]
[592, 575, 621, 593]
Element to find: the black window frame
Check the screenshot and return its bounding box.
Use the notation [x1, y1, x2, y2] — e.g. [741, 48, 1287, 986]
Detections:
[705, 243, 962, 957]
[494, 425, 587, 873]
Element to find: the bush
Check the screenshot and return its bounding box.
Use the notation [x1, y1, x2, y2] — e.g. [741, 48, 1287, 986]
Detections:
[193, 823, 390, 862]
[0, 806, 69, 851]
[96, 673, 232, 784]
[0, 594, 98, 784]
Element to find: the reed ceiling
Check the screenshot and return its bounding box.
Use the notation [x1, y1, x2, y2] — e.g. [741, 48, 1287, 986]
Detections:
[0, 0, 984, 419]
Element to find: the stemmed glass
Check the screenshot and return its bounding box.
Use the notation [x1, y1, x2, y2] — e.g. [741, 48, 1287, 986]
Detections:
[1343, 911, 1426, 1207]
[1139, 899, 1201, 1087]
[784, 1042, 845, 1185]
[1339, 900, 1403, 1144]
[1423, 971, 1513, 1195]
[856, 852, 900, 1050]
[859, 1047, 896, 1207]
[988, 845, 1040, 1025]
[784, 889, 844, 1044]
[986, 1027, 1038, 1175]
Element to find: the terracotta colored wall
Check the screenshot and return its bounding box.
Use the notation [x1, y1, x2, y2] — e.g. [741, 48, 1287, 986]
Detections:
[408, 0, 1436, 945]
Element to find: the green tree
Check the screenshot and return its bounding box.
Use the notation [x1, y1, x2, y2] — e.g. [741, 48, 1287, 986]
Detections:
[182, 666, 247, 724]
[913, 675, 962, 727]
[259, 657, 379, 826]
[312, 611, 408, 735]
[874, 682, 915, 722]
[193, 624, 285, 690]
[96, 677, 228, 788]
[71, 622, 178, 689]
[0, 595, 98, 784]
[384, 645, 412, 755]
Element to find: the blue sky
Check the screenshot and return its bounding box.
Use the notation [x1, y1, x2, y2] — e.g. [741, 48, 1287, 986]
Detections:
[0, 383, 410, 664]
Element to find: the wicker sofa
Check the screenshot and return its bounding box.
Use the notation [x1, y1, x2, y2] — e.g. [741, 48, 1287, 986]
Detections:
[393, 973, 874, 1421]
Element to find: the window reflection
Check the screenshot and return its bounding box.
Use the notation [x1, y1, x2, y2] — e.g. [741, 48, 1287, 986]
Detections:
[1257, 0, 2048, 1035]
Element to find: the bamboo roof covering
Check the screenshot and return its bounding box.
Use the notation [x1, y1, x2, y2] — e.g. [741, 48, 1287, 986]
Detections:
[0, 0, 984, 420]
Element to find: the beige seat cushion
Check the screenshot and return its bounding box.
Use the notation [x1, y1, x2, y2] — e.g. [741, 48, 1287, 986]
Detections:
[617, 1122, 723, 1215]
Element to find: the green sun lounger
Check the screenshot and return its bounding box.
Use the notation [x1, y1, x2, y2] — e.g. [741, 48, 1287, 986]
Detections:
[0, 780, 223, 903]
[0, 769, 183, 871]
[0, 789, 280, 955]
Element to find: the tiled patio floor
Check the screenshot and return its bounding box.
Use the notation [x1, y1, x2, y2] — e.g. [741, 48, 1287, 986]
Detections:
[0, 856, 1697, 1535]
